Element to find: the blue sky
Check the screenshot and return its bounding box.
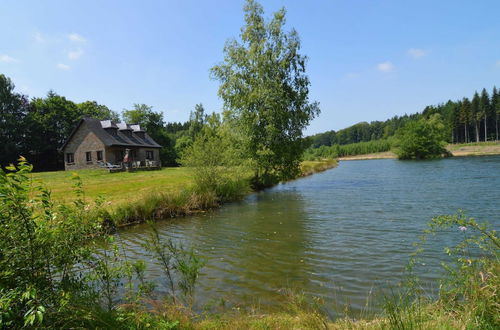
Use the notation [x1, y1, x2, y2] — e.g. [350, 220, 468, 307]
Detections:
[1, 0, 499, 134]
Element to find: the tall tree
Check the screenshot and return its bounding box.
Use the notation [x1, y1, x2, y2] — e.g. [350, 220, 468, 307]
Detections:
[459, 98, 472, 143]
[188, 103, 207, 138]
[28, 91, 79, 170]
[471, 92, 481, 142]
[0, 74, 29, 166]
[211, 0, 320, 185]
[77, 101, 120, 121]
[479, 88, 490, 141]
[492, 86, 499, 141]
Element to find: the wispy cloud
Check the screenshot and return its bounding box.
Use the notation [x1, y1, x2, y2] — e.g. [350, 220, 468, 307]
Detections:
[57, 63, 71, 70]
[377, 61, 394, 73]
[408, 48, 429, 59]
[68, 48, 84, 60]
[68, 33, 86, 43]
[496, 60, 500, 68]
[34, 31, 45, 43]
[0, 54, 18, 63]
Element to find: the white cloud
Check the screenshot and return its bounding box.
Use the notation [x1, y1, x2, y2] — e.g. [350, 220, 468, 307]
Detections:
[408, 48, 428, 59]
[68, 48, 84, 60]
[377, 61, 394, 73]
[0, 54, 18, 63]
[34, 31, 45, 43]
[68, 33, 86, 43]
[57, 63, 71, 70]
[496, 60, 500, 68]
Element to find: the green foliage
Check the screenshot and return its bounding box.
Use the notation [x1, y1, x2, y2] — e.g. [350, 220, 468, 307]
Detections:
[143, 223, 205, 307]
[180, 114, 251, 201]
[0, 157, 101, 326]
[0, 158, 211, 328]
[77, 100, 120, 122]
[388, 213, 500, 329]
[188, 103, 207, 138]
[303, 139, 392, 160]
[394, 114, 448, 160]
[309, 85, 500, 150]
[0, 74, 29, 168]
[211, 0, 320, 185]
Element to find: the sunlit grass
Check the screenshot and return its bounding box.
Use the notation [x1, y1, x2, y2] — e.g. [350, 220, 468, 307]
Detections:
[31, 160, 336, 212]
[31, 167, 194, 208]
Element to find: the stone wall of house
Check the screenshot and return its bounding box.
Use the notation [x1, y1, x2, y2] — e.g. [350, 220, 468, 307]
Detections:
[63, 122, 106, 170]
[137, 148, 160, 163]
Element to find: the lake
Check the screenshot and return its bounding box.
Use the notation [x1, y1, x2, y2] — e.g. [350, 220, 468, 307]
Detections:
[116, 156, 500, 316]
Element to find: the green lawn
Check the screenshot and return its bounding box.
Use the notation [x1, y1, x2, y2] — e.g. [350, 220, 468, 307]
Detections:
[31, 160, 338, 210]
[31, 167, 194, 208]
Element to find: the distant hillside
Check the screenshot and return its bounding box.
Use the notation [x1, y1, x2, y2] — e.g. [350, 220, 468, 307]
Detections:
[308, 86, 500, 148]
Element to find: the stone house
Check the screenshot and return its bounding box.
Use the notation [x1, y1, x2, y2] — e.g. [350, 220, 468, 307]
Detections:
[61, 118, 162, 170]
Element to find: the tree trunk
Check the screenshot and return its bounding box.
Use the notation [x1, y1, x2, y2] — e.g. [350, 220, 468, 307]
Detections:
[484, 115, 488, 142]
[475, 121, 479, 142]
[496, 114, 498, 141]
[464, 124, 468, 143]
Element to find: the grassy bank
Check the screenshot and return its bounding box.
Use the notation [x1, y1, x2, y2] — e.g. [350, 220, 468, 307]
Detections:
[31, 159, 337, 227]
[338, 141, 500, 161]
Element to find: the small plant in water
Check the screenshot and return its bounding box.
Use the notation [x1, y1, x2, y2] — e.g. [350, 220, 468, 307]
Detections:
[142, 221, 206, 307]
[384, 211, 499, 329]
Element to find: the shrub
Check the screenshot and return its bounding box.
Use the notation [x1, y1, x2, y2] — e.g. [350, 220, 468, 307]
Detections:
[0, 158, 102, 326]
[180, 114, 251, 201]
[384, 212, 500, 329]
[394, 114, 449, 160]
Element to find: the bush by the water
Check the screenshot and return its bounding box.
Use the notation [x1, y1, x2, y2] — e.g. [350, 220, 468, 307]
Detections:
[179, 114, 252, 202]
[394, 114, 449, 160]
[0, 158, 203, 328]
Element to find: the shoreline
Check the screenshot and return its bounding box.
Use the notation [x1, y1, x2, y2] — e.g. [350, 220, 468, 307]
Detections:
[112, 159, 338, 228]
[339, 142, 500, 161]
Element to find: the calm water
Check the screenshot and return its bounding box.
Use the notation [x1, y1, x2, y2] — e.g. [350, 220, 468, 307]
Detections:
[116, 156, 500, 315]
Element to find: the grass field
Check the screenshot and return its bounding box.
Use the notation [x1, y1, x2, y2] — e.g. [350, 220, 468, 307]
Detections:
[31, 160, 337, 210]
[31, 167, 194, 208]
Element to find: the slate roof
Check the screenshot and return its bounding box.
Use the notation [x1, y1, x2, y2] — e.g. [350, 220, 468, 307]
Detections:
[61, 118, 162, 151]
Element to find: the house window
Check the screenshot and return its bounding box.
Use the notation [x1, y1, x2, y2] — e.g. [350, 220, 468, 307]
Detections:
[115, 150, 124, 162]
[146, 151, 154, 160]
[66, 153, 74, 164]
[97, 150, 103, 161]
[86, 152, 92, 162]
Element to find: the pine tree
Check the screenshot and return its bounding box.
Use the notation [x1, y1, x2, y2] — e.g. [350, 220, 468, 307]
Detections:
[492, 86, 499, 141]
[471, 92, 481, 142]
[459, 98, 472, 143]
[479, 88, 490, 141]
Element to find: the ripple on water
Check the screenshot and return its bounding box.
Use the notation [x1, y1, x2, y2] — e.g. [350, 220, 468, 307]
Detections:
[117, 156, 500, 316]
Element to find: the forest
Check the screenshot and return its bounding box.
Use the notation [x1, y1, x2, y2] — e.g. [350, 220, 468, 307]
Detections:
[308, 87, 500, 148]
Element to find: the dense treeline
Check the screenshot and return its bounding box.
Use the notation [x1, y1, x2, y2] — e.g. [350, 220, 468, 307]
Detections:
[0, 73, 202, 171]
[309, 86, 500, 148]
[303, 139, 392, 160]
